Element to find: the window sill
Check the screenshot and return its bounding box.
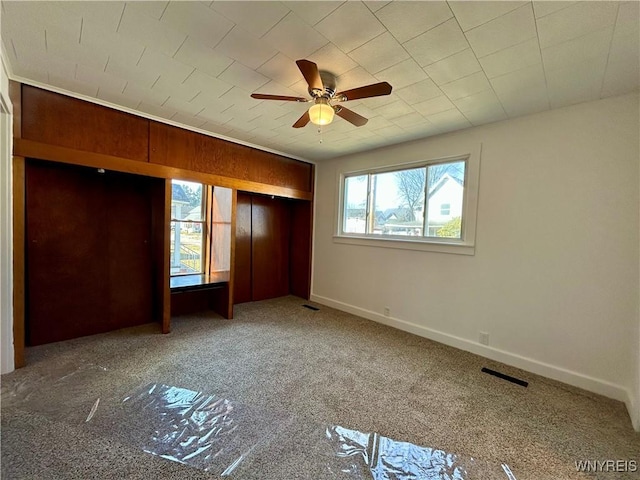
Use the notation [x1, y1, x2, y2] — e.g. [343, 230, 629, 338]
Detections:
[332, 235, 475, 255]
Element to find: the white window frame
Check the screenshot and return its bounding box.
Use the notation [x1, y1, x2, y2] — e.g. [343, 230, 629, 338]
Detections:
[334, 147, 481, 256]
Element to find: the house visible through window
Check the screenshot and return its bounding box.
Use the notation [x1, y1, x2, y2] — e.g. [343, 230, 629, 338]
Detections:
[171, 180, 205, 275]
[340, 159, 467, 241]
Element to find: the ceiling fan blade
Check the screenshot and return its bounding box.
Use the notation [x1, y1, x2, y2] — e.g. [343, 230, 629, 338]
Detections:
[251, 93, 309, 102]
[335, 82, 392, 102]
[292, 111, 310, 128]
[296, 59, 323, 93]
[335, 106, 368, 127]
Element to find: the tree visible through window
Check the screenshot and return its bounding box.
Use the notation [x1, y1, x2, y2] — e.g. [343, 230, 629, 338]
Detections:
[171, 180, 205, 275]
[341, 159, 466, 240]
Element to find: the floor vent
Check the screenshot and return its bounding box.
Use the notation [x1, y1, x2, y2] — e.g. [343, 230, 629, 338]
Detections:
[302, 304, 319, 311]
[481, 367, 528, 387]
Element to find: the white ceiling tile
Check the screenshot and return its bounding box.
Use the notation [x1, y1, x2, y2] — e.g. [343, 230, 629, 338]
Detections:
[452, 89, 502, 114]
[336, 66, 378, 91]
[546, 58, 607, 108]
[374, 1, 453, 44]
[490, 63, 546, 98]
[3, 26, 47, 64]
[106, 58, 160, 89]
[49, 75, 99, 98]
[138, 49, 194, 85]
[307, 43, 358, 76]
[4, 1, 82, 38]
[463, 104, 508, 126]
[118, 4, 187, 57]
[46, 26, 108, 72]
[353, 91, 397, 109]
[373, 124, 406, 137]
[286, 1, 344, 25]
[165, 97, 207, 117]
[210, 1, 289, 38]
[173, 38, 234, 79]
[465, 4, 536, 58]
[160, 2, 234, 49]
[214, 26, 278, 70]
[169, 112, 208, 129]
[262, 12, 329, 60]
[315, 1, 385, 53]
[403, 18, 469, 67]
[137, 101, 177, 120]
[218, 85, 262, 110]
[395, 78, 442, 104]
[257, 53, 305, 87]
[390, 112, 427, 129]
[542, 27, 612, 73]
[371, 99, 414, 119]
[376, 59, 428, 90]
[478, 38, 541, 79]
[218, 62, 270, 93]
[439, 72, 491, 101]
[536, 1, 619, 49]
[199, 121, 233, 136]
[364, 115, 394, 130]
[497, 83, 549, 117]
[122, 82, 169, 106]
[96, 88, 141, 110]
[614, 2, 640, 37]
[609, 31, 640, 67]
[448, 1, 527, 32]
[601, 60, 640, 97]
[424, 108, 471, 131]
[76, 64, 127, 95]
[180, 70, 232, 101]
[81, 21, 146, 69]
[124, 1, 168, 20]
[413, 95, 455, 116]
[532, 1, 576, 19]
[364, 1, 391, 13]
[348, 32, 409, 74]
[63, 1, 125, 33]
[424, 48, 482, 85]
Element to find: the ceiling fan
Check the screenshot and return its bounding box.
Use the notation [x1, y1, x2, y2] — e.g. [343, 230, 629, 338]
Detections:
[251, 59, 392, 128]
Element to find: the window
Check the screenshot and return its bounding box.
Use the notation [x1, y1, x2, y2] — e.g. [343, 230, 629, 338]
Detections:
[171, 180, 205, 275]
[336, 150, 480, 255]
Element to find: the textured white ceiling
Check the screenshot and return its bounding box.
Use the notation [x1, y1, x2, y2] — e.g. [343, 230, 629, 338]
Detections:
[1, 1, 639, 162]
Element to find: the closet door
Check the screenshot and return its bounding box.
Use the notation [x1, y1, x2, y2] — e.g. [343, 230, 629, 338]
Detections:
[251, 195, 290, 301]
[26, 161, 154, 345]
[26, 161, 110, 345]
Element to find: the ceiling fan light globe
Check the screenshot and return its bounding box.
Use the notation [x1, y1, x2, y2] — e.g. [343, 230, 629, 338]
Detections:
[309, 103, 334, 125]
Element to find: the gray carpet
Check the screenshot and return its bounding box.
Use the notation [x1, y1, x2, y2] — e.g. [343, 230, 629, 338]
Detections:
[2, 296, 638, 479]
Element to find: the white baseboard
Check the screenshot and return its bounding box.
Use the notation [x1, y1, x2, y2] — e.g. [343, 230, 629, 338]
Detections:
[311, 293, 638, 431]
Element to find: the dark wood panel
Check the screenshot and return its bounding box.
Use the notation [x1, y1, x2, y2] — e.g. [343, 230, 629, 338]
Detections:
[151, 179, 171, 332]
[290, 200, 312, 300]
[234, 192, 252, 304]
[252, 195, 290, 301]
[26, 161, 110, 345]
[149, 122, 313, 192]
[25, 160, 155, 345]
[14, 138, 313, 201]
[21, 86, 149, 162]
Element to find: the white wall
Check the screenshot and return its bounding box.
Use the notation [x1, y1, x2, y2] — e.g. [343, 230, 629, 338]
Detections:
[0, 44, 14, 374]
[312, 93, 640, 430]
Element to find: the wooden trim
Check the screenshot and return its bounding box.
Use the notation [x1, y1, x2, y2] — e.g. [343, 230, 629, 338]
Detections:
[14, 138, 313, 201]
[227, 190, 237, 319]
[161, 179, 171, 334]
[12, 156, 25, 367]
[204, 185, 213, 275]
[9, 82, 21, 139]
